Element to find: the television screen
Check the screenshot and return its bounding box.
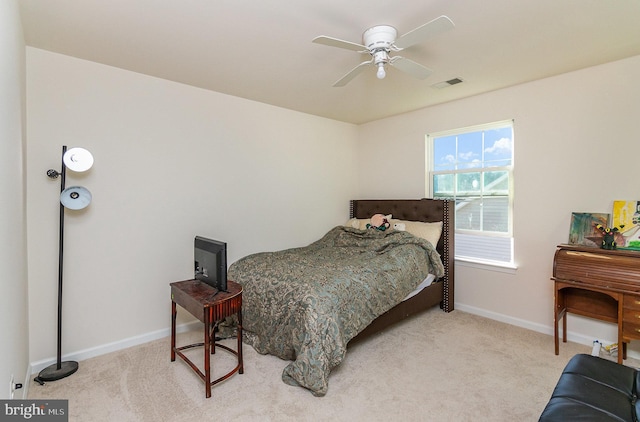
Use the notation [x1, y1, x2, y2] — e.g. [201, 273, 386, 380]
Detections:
[194, 236, 227, 292]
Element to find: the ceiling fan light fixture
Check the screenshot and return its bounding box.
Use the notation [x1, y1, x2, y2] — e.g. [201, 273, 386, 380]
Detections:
[313, 16, 454, 86]
[362, 25, 397, 50]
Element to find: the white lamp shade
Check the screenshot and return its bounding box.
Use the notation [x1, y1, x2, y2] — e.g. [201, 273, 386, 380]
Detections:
[63, 148, 94, 172]
[60, 186, 92, 210]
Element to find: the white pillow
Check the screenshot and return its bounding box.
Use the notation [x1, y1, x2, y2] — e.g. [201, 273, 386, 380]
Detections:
[392, 219, 443, 246]
[344, 218, 369, 230]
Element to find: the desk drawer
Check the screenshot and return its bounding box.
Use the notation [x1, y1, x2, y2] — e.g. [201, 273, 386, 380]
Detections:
[623, 320, 640, 340]
[624, 307, 640, 323]
[624, 295, 640, 311]
[621, 297, 640, 340]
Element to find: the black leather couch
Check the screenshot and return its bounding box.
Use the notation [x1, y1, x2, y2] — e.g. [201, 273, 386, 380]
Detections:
[539, 354, 640, 421]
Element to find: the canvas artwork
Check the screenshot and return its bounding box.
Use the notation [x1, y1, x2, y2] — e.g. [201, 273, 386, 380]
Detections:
[568, 212, 610, 247]
[612, 200, 640, 249]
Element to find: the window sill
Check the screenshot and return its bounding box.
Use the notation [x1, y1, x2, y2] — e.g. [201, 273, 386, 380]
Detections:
[455, 257, 518, 274]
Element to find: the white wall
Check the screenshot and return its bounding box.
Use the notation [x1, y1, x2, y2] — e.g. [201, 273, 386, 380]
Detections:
[357, 55, 640, 350]
[0, 0, 29, 398]
[26, 48, 359, 367]
[24, 42, 640, 370]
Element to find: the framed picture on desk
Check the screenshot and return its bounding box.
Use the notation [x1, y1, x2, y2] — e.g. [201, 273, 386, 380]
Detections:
[613, 200, 640, 249]
[568, 212, 610, 247]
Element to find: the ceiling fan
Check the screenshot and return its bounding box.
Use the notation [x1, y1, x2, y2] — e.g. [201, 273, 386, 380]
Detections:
[312, 15, 454, 87]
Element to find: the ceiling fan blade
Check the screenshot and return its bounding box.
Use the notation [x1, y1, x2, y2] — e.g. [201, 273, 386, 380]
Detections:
[394, 15, 454, 50]
[389, 57, 432, 80]
[333, 61, 372, 87]
[312, 36, 367, 52]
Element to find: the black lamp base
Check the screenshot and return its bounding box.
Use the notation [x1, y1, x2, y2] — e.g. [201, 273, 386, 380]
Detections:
[36, 361, 78, 383]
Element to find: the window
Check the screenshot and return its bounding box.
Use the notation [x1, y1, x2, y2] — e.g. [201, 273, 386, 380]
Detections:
[426, 120, 514, 266]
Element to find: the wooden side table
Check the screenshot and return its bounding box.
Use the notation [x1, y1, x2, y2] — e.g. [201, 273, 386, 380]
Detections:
[170, 279, 243, 398]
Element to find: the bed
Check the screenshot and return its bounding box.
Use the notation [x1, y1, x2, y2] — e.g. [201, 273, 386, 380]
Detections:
[225, 198, 454, 396]
[347, 198, 454, 342]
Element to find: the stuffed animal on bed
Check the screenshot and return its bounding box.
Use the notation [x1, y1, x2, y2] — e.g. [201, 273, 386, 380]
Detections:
[595, 223, 624, 250]
[366, 214, 391, 231]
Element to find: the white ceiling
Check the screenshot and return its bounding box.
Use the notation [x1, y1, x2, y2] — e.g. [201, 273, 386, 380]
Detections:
[19, 0, 640, 125]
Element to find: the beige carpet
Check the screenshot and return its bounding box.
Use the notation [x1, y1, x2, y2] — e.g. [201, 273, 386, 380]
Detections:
[28, 309, 620, 421]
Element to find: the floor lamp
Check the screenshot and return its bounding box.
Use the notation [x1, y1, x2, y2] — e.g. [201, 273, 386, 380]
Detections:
[35, 146, 94, 384]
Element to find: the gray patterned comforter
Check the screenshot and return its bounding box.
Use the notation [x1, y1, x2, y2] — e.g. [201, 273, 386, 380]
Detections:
[226, 226, 444, 396]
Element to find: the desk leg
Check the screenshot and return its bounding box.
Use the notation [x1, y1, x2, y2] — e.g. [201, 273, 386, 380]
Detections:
[554, 307, 567, 355]
[554, 312, 559, 356]
[171, 301, 176, 362]
[238, 309, 244, 374]
[554, 289, 566, 355]
[554, 287, 560, 355]
[204, 309, 211, 398]
[618, 303, 624, 364]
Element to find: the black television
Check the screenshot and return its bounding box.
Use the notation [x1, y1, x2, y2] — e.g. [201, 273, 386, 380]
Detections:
[194, 236, 227, 292]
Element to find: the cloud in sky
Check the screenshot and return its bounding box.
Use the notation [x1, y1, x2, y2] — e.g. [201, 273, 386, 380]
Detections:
[459, 151, 476, 161]
[442, 152, 480, 165]
[484, 137, 512, 154]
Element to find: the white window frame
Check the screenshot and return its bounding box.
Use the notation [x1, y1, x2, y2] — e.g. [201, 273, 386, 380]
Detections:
[426, 120, 515, 269]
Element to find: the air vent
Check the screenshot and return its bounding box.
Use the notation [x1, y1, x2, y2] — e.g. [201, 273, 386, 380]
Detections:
[431, 78, 464, 89]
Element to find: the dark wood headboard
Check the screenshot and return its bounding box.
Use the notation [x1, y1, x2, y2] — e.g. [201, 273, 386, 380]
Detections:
[350, 198, 455, 312]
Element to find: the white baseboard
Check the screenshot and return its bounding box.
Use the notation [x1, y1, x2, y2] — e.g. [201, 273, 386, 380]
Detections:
[27, 304, 640, 378]
[29, 321, 201, 375]
[455, 302, 640, 361]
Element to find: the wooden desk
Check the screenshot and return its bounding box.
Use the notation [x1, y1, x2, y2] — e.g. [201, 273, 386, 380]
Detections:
[553, 245, 640, 364]
[170, 279, 243, 398]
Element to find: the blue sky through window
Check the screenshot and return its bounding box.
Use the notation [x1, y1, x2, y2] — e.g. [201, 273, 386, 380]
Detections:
[428, 121, 515, 264]
[433, 125, 512, 170]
